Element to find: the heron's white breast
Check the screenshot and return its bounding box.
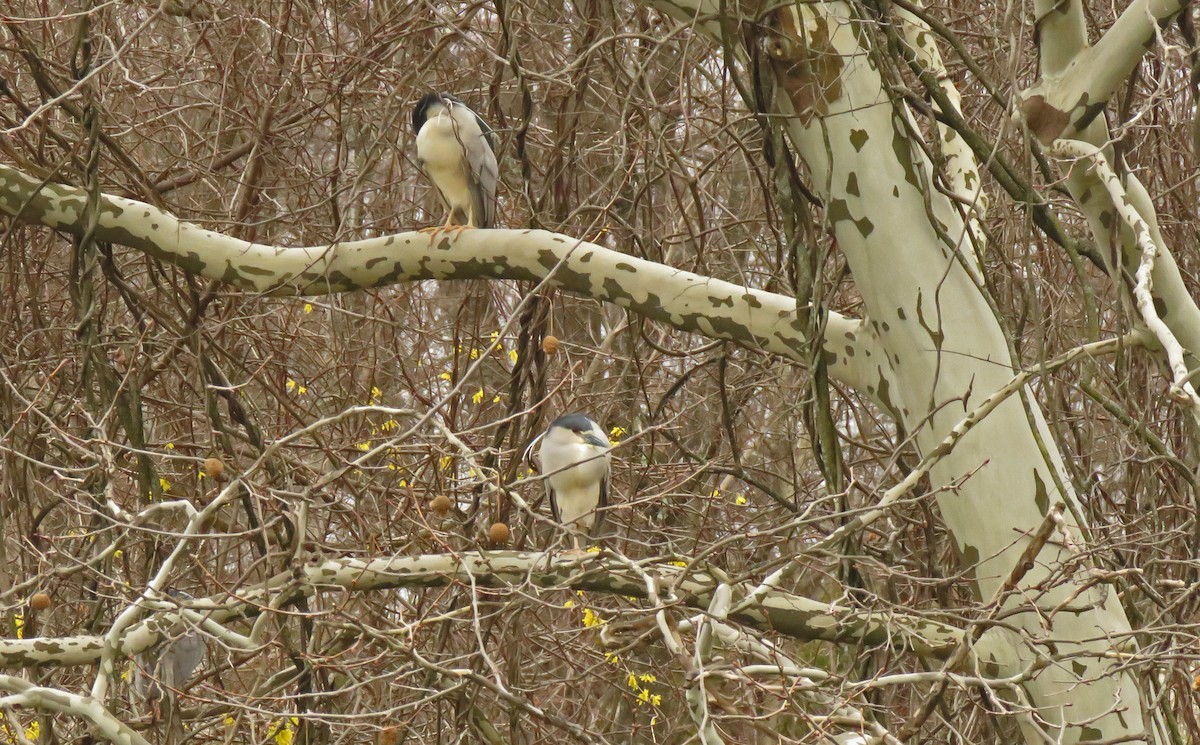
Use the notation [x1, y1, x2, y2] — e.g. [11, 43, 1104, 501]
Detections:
[546, 443, 609, 492]
[416, 118, 474, 208]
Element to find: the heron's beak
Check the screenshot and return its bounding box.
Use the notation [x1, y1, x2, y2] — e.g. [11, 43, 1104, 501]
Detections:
[581, 433, 609, 449]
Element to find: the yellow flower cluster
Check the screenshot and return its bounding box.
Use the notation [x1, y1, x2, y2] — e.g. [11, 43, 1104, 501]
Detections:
[561, 594, 664, 710]
[266, 717, 299, 745]
[0, 719, 40, 743]
[285, 379, 308, 395]
[626, 671, 662, 706]
[710, 487, 748, 505]
[565, 592, 606, 629]
[387, 444, 405, 472]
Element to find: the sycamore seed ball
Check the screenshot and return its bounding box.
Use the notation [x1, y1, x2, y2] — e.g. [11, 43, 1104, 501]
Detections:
[488, 522, 510, 544]
[204, 457, 226, 481]
[431, 495, 453, 515]
[29, 592, 51, 611]
[542, 335, 560, 354]
[376, 728, 401, 745]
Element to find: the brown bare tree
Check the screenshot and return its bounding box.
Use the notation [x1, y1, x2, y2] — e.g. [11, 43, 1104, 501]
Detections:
[1, 1, 1199, 743]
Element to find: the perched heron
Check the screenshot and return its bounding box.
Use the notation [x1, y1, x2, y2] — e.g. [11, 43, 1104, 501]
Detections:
[411, 92, 499, 237]
[133, 591, 205, 727]
[526, 414, 612, 549]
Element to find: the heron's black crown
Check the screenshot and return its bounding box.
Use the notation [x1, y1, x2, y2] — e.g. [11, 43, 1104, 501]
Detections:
[411, 92, 462, 134]
[549, 413, 599, 434]
[411, 93, 497, 154]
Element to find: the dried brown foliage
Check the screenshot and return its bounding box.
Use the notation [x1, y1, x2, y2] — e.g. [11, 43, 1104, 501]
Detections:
[0, 1, 1197, 743]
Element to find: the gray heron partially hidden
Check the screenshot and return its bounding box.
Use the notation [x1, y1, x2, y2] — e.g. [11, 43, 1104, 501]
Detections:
[133, 591, 205, 731]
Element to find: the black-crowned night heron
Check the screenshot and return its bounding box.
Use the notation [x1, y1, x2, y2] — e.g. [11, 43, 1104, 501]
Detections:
[133, 592, 205, 724]
[526, 414, 612, 549]
[411, 92, 498, 237]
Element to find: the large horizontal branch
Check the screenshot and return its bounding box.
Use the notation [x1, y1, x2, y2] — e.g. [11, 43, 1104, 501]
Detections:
[0, 163, 881, 391]
[0, 551, 969, 669]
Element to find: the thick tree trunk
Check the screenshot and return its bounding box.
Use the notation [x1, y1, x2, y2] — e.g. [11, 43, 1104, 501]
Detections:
[754, 3, 1150, 742]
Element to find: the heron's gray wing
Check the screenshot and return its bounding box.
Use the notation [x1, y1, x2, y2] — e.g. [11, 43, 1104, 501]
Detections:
[168, 634, 206, 687]
[135, 633, 204, 699]
[466, 137, 499, 228]
[547, 483, 562, 523]
[473, 111, 497, 154]
[133, 652, 161, 704]
[594, 471, 608, 535]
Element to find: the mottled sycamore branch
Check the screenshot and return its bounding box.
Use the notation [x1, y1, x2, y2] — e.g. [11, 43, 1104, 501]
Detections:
[0, 552, 968, 669]
[0, 163, 878, 391]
